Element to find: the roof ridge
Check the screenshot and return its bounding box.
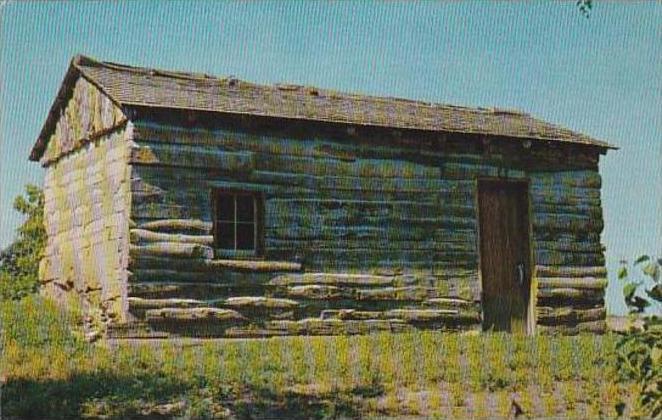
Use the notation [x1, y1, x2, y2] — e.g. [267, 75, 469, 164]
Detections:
[73, 55, 517, 114]
[75, 54, 233, 83]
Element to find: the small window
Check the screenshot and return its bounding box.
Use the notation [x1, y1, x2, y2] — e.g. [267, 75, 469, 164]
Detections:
[212, 190, 262, 256]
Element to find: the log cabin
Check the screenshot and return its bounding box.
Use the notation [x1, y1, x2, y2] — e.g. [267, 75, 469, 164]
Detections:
[30, 55, 616, 338]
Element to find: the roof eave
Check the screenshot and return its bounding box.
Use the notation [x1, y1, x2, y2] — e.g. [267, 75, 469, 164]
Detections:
[122, 102, 617, 151]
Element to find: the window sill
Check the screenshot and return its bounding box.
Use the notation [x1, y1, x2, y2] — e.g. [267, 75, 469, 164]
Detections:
[214, 249, 259, 260]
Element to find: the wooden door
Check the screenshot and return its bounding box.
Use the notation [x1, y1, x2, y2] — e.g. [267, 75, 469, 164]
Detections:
[478, 180, 531, 334]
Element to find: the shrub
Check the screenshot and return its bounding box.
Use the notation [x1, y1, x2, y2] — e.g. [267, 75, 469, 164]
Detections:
[615, 255, 661, 418]
[0, 184, 45, 300]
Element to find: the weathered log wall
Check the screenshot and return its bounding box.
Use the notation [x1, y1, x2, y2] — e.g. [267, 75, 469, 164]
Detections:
[39, 127, 132, 338]
[530, 170, 607, 334]
[117, 121, 607, 337]
[123, 123, 497, 336]
[129, 124, 517, 270]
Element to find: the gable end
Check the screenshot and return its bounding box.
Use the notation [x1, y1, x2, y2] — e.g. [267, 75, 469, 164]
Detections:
[30, 57, 127, 165]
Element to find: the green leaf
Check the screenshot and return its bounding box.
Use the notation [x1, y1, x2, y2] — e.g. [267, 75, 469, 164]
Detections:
[642, 263, 659, 281]
[645, 284, 662, 303]
[630, 296, 650, 313]
[623, 282, 638, 300]
[635, 255, 650, 265]
[618, 266, 628, 280]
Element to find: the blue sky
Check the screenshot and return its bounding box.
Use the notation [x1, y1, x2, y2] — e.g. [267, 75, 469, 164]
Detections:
[1, 1, 660, 314]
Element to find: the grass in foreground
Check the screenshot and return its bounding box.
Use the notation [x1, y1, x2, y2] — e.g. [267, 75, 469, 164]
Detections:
[1, 296, 635, 419]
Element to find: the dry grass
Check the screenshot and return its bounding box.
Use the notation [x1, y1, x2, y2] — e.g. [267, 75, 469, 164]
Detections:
[1, 296, 635, 419]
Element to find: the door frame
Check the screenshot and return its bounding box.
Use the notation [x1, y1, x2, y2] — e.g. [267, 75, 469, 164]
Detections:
[474, 177, 536, 335]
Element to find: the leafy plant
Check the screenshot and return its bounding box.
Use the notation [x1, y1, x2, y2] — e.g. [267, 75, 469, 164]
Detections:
[615, 255, 661, 418]
[0, 184, 46, 300]
[577, 0, 593, 18]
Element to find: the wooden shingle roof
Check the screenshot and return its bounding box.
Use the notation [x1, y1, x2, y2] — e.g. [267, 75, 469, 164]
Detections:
[30, 55, 615, 160]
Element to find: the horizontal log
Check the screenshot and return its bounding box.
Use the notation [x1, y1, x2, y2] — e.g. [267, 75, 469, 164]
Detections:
[208, 259, 301, 272]
[129, 269, 222, 283]
[271, 275, 480, 303]
[538, 320, 607, 335]
[531, 203, 602, 218]
[530, 193, 601, 207]
[145, 307, 247, 323]
[130, 142, 255, 172]
[321, 309, 382, 320]
[256, 152, 442, 179]
[128, 297, 207, 310]
[533, 240, 604, 254]
[128, 282, 234, 300]
[270, 272, 478, 288]
[129, 242, 214, 259]
[265, 225, 476, 242]
[532, 214, 603, 233]
[529, 186, 600, 200]
[319, 308, 477, 323]
[128, 271, 282, 292]
[137, 219, 212, 234]
[534, 251, 605, 267]
[129, 256, 300, 273]
[266, 198, 474, 218]
[264, 238, 477, 253]
[536, 306, 606, 325]
[270, 273, 394, 287]
[531, 196, 601, 208]
[286, 285, 345, 299]
[267, 212, 477, 228]
[537, 287, 604, 303]
[385, 309, 462, 322]
[537, 277, 607, 290]
[130, 228, 213, 246]
[257, 318, 416, 336]
[132, 203, 206, 220]
[268, 249, 478, 268]
[534, 233, 602, 245]
[253, 171, 474, 194]
[263, 312, 481, 335]
[131, 191, 168, 207]
[222, 327, 295, 338]
[283, 287, 479, 304]
[529, 170, 601, 188]
[535, 265, 607, 278]
[223, 296, 299, 309]
[356, 286, 435, 301]
[129, 256, 214, 272]
[423, 298, 477, 309]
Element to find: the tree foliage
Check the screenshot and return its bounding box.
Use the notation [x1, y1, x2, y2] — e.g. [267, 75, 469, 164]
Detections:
[0, 184, 46, 300]
[577, 0, 593, 18]
[615, 255, 661, 418]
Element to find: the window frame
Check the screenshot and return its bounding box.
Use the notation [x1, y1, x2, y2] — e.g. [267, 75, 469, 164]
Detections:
[211, 189, 264, 259]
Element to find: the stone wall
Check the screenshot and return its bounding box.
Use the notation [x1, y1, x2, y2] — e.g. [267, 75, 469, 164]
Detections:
[38, 76, 131, 339]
